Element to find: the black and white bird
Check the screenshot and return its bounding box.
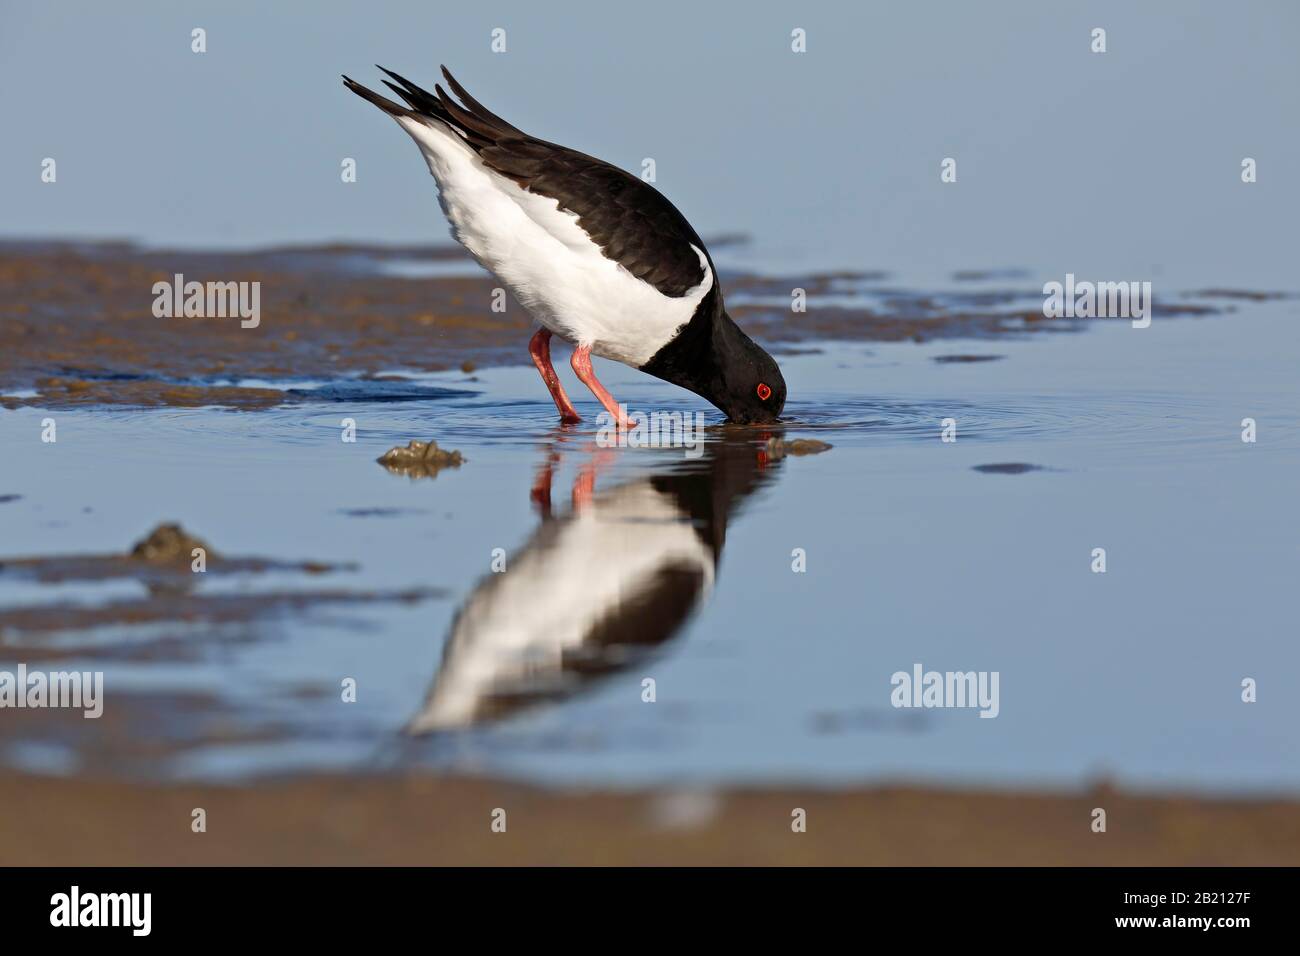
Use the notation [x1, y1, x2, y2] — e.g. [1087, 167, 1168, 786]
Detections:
[344, 66, 786, 425]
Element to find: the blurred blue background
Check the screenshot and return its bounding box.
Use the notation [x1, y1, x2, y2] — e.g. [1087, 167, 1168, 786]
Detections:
[1, 0, 1296, 286]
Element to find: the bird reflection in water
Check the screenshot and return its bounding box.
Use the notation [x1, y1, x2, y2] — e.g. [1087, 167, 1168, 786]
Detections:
[408, 437, 780, 733]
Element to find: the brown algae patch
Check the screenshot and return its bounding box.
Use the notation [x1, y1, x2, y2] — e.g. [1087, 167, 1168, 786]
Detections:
[129, 523, 215, 564]
[376, 440, 465, 479]
[0, 522, 350, 584]
[764, 437, 833, 460]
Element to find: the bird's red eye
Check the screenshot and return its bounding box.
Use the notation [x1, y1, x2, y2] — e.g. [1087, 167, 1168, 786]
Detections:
[756, 383, 772, 401]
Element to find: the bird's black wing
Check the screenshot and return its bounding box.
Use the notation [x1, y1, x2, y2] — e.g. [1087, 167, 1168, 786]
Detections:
[367, 66, 710, 298]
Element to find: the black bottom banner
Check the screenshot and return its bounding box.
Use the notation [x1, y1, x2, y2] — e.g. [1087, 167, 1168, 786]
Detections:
[0, 866, 1284, 940]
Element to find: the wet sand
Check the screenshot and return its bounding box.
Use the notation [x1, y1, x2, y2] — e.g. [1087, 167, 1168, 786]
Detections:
[0, 522, 437, 637]
[0, 240, 1235, 410]
[0, 242, 526, 409]
[2, 771, 1295, 866]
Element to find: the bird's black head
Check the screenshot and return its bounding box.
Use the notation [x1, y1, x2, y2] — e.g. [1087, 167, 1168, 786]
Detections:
[708, 312, 786, 424]
[641, 302, 787, 424]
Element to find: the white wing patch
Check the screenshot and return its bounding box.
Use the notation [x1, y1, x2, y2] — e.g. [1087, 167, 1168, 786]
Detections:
[396, 115, 712, 367]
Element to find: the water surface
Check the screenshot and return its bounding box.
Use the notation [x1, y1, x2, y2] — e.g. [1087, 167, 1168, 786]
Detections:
[1, 302, 1297, 792]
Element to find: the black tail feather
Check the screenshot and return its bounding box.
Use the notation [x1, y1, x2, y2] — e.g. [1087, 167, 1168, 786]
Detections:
[432, 81, 503, 141]
[350, 65, 521, 151]
[440, 65, 522, 134]
[342, 75, 417, 119]
[376, 66, 450, 120]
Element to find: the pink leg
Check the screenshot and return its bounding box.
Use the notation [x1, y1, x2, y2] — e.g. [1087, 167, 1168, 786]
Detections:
[529, 328, 581, 424]
[570, 344, 629, 429]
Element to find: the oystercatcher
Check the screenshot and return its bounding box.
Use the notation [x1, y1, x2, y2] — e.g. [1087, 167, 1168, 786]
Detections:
[343, 66, 786, 425]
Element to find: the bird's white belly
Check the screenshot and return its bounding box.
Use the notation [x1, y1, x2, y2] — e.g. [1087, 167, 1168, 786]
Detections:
[398, 117, 712, 367]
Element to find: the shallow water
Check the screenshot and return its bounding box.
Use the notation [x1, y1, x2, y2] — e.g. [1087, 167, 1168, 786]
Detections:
[1, 300, 1298, 792]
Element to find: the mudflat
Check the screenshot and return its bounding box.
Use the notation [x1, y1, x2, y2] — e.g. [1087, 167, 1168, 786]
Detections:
[2, 772, 1295, 866]
[0, 240, 1233, 411]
